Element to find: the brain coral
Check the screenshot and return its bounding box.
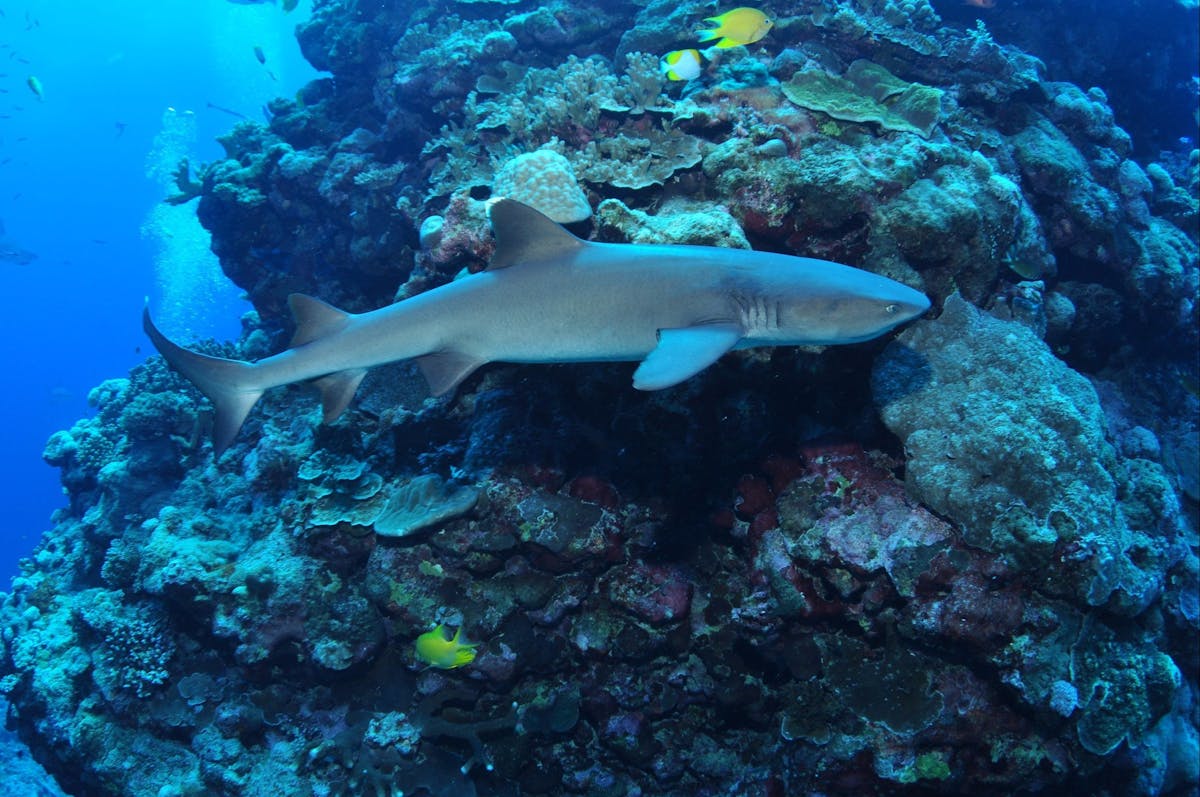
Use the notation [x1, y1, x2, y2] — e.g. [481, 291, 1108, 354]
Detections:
[492, 150, 591, 223]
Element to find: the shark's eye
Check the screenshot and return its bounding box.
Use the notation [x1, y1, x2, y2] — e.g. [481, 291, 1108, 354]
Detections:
[884, 303, 898, 314]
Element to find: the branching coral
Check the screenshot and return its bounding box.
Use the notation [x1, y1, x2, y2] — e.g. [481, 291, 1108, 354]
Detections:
[77, 592, 175, 701]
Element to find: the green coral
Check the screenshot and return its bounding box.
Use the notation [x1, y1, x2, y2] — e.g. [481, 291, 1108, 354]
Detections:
[567, 131, 703, 190]
[298, 450, 391, 528]
[911, 751, 952, 781]
[874, 153, 1049, 301]
[425, 53, 701, 196]
[820, 633, 944, 734]
[818, 120, 844, 137]
[782, 60, 943, 139]
[1071, 616, 1181, 755]
[594, 198, 750, 247]
[374, 474, 479, 538]
[390, 16, 518, 102]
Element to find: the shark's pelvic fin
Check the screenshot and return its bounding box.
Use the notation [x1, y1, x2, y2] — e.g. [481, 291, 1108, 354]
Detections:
[417, 350, 485, 396]
[633, 324, 742, 390]
[313, 369, 368, 422]
[142, 306, 263, 457]
[289, 293, 352, 347]
[487, 197, 585, 269]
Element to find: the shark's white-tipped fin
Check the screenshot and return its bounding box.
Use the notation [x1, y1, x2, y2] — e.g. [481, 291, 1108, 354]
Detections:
[486, 197, 585, 270]
[289, 293, 352, 347]
[632, 324, 742, 390]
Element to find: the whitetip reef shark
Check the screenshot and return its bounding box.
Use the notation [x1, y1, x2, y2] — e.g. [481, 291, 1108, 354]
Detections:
[144, 198, 930, 456]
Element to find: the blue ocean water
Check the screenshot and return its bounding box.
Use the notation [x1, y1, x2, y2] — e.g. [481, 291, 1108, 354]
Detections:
[0, 0, 319, 580]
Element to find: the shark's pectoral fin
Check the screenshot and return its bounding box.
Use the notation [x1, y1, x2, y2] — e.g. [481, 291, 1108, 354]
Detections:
[417, 351, 485, 396]
[313, 369, 368, 422]
[632, 324, 742, 390]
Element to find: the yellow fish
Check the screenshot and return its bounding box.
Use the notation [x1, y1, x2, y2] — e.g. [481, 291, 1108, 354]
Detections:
[697, 7, 774, 49]
[26, 75, 43, 101]
[414, 624, 478, 669]
[661, 49, 703, 81]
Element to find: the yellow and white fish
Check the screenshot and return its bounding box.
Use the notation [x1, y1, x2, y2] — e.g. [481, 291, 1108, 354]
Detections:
[661, 48, 703, 81]
[697, 7, 774, 49]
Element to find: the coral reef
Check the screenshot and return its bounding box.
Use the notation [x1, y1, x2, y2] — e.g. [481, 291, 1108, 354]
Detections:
[2, 0, 1197, 795]
[781, 60, 944, 139]
[492, 150, 592, 223]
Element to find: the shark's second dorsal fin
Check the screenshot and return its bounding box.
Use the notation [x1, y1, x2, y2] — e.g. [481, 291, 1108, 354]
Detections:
[289, 293, 352, 347]
[287, 294, 365, 420]
[487, 198, 585, 270]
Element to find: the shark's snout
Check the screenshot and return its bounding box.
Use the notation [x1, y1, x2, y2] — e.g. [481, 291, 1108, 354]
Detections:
[892, 286, 931, 322]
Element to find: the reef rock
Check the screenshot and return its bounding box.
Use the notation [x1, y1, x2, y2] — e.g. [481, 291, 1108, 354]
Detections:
[873, 294, 1186, 614]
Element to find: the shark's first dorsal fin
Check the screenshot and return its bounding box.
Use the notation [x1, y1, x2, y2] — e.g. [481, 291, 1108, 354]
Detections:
[487, 198, 585, 270]
[289, 293, 352, 347]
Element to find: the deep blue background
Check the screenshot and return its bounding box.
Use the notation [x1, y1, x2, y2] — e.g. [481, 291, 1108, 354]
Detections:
[0, 0, 320, 582]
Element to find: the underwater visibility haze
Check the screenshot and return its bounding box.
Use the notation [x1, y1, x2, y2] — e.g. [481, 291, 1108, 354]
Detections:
[0, 0, 1198, 795]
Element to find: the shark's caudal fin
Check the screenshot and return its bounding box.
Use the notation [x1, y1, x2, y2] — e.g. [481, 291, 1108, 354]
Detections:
[144, 295, 369, 456]
[142, 307, 263, 457]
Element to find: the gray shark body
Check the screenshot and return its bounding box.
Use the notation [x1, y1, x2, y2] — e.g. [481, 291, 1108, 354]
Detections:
[0, 218, 37, 266]
[144, 199, 930, 455]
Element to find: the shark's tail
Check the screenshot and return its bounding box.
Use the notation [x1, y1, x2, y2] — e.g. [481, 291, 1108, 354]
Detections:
[142, 306, 264, 457]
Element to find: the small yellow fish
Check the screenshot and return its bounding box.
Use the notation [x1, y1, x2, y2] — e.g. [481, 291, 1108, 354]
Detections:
[697, 7, 774, 49]
[661, 49, 703, 81]
[414, 624, 478, 669]
[26, 75, 43, 101]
